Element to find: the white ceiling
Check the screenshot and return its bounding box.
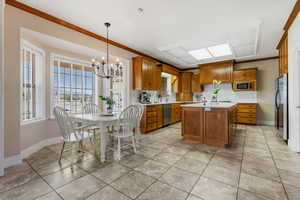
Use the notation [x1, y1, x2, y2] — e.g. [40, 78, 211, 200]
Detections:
[21, 28, 128, 64]
[17, 0, 296, 69]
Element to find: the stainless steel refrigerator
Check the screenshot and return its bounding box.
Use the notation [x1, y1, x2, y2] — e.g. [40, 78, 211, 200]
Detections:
[275, 74, 288, 141]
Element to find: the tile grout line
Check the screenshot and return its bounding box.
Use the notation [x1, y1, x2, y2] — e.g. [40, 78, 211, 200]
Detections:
[25, 160, 65, 200]
[235, 126, 247, 200]
[184, 149, 218, 200]
[262, 127, 290, 200]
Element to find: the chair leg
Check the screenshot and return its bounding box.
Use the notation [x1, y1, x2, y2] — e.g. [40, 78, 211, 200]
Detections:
[132, 136, 137, 154]
[117, 137, 121, 160]
[59, 142, 65, 163]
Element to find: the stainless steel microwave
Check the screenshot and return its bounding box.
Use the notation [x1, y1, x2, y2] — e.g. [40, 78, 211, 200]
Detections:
[234, 82, 255, 91]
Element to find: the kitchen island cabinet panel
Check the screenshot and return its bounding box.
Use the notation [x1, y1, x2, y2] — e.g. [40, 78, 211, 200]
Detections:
[204, 109, 229, 147]
[182, 107, 204, 142]
[181, 104, 236, 147]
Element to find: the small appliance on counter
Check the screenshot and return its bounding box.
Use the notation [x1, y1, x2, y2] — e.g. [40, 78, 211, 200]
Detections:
[139, 92, 152, 104]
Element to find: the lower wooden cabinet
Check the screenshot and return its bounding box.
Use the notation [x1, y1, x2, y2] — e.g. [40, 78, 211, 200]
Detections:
[140, 105, 163, 133]
[204, 108, 230, 147]
[181, 107, 204, 142]
[182, 106, 236, 147]
[235, 103, 257, 125]
[171, 103, 181, 123]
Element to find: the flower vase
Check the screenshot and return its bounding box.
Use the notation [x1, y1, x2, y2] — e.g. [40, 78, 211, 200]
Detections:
[107, 105, 113, 114]
[211, 94, 218, 102]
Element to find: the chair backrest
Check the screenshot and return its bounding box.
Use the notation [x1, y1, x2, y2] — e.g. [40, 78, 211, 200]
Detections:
[117, 105, 140, 135]
[134, 104, 145, 125]
[84, 103, 99, 114]
[53, 106, 77, 141]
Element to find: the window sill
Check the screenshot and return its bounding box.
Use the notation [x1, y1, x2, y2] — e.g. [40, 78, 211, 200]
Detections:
[21, 118, 47, 126]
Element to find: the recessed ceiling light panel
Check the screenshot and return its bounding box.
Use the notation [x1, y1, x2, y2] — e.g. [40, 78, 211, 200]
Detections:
[208, 43, 232, 57]
[188, 48, 212, 60]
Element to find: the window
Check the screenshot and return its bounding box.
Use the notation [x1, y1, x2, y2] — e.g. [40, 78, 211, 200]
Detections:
[51, 55, 97, 114]
[21, 41, 45, 123]
[103, 61, 129, 113]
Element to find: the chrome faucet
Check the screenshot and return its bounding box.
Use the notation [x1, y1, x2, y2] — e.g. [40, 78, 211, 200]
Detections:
[202, 96, 207, 105]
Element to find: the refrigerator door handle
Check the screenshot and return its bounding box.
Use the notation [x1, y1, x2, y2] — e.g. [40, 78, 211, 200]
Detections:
[275, 90, 279, 109]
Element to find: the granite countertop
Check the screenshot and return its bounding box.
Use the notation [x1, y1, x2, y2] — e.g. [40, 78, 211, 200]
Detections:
[142, 101, 256, 106]
[181, 102, 237, 108]
[142, 101, 202, 106]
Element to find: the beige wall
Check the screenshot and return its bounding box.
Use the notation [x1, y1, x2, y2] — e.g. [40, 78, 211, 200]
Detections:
[4, 5, 137, 158]
[235, 59, 279, 125]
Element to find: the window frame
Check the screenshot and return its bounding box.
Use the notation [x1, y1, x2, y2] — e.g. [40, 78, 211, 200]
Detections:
[102, 59, 130, 113]
[49, 54, 98, 118]
[20, 40, 46, 125]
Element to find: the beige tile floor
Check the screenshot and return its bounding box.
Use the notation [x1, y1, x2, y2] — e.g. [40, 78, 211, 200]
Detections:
[1, 123, 300, 200]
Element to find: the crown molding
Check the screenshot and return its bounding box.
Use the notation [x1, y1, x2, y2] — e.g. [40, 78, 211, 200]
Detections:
[5, 0, 180, 69]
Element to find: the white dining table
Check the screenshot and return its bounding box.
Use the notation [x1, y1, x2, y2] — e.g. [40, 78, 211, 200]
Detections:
[70, 113, 119, 162]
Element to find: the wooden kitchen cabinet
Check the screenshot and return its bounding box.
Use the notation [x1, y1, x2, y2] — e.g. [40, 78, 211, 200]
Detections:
[132, 56, 162, 91]
[235, 103, 257, 125]
[180, 72, 192, 93]
[162, 64, 180, 76]
[140, 105, 163, 133]
[192, 74, 203, 93]
[204, 108, 230, 147]
[199, 60, 234, 85]
[176, 72, 193, 101]
[182, 107, 204, 142]
[233, 68, 257, 91]
[278, 33, 288, 76]
[171, 103, 181, 123]
[182, 106, 235, 147]
[233, 68, 257, 82]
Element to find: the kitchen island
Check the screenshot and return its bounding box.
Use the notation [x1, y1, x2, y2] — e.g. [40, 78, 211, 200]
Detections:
[181, 102, 236, 147]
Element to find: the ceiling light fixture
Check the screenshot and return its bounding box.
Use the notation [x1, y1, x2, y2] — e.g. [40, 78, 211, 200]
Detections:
[91, 23, 123, 81]
[188, 48, 212, 60]
[208, 43, 232, 57]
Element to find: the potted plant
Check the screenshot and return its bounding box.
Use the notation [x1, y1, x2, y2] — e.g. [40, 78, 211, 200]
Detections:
[212, 80, 222, 102]
[99, 95, 114, 113]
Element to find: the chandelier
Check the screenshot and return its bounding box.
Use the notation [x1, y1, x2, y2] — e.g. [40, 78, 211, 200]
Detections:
[91, 22, 123, 80]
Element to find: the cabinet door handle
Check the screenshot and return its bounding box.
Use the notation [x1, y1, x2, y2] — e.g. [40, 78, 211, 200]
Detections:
[297, 106, 300, 109]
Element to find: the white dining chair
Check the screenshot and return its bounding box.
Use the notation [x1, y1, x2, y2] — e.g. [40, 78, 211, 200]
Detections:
[53, 106, 95, 162]
[133, 104, 145, 144]
[110, 105, 140, 160]
[83, 103, 100, 137]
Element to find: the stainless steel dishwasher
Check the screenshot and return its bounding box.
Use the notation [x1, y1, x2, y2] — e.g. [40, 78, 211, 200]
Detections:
[163, 104, 172, 126]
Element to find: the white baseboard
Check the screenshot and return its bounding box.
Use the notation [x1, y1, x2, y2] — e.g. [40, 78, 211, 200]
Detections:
[257, 120, 275, 126]
[21, 137, 62, 159]
[3, 154, 22, 168]
[4, 137, 62, 169]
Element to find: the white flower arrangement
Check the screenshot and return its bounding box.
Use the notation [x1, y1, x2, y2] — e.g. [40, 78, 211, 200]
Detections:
[212, 80, 222, 95]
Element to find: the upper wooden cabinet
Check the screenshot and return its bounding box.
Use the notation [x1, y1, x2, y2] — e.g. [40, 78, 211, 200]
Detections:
[199, 60, 234, 85]
[278, 33, 288, 76]
[180, 72, 192, 93]
[176, 72, 193, 101]
[132, 56, 162, 91]
[233, 68, 257, 82]
[162, 64, 180, 76]
[191, 74, 203, 93]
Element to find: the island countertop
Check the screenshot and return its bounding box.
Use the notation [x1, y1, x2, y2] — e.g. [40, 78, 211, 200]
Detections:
[181, 102, 237, 109]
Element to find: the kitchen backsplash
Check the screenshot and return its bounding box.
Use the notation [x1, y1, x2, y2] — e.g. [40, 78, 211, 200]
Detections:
[131, 90, 177, 104]
[193, 83, 257, 103]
